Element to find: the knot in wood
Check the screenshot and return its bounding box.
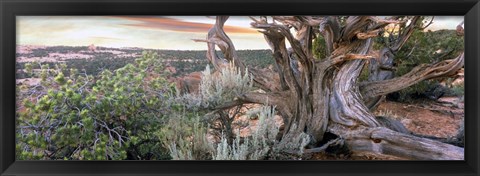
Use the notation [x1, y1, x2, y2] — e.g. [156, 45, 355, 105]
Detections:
[372, 138, 382, 143]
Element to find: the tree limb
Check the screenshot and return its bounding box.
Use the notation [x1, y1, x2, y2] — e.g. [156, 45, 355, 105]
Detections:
[329, 125, 464, 160]
[361, 52, 464, 99]
[196, 16, 280, 91]
[319, 16, 341, 56]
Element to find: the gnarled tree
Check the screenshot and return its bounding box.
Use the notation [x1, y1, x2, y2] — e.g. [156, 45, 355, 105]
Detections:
[193, 16, 464, 160]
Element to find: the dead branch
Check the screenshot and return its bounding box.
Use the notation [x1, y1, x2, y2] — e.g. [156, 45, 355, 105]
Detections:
[361, 52, 464, 99]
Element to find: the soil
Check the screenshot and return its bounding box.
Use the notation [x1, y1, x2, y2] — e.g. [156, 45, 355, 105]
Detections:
[374, 97, 464, 138]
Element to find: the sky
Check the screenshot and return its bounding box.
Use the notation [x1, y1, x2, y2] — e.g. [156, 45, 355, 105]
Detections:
[16, 16, 464, 50]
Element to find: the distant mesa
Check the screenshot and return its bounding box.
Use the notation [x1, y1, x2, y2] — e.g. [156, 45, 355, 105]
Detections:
[16, 45, 46, 54]
[88, 44, 97, 52]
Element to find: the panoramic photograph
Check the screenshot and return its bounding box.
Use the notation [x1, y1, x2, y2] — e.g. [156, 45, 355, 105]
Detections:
[15, 16, 464, 160]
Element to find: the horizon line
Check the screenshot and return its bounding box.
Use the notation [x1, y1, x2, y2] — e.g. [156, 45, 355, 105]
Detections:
[16, 44, 272, 51]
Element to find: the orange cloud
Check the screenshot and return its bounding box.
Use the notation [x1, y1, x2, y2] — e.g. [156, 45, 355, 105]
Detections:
[112, 16, 258, 34]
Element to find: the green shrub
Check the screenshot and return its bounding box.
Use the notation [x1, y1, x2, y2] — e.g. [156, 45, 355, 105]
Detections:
[16, 51, 176, 160]
[450, 84, 464, 97]
[171, 62, 282, 160]
[177, 62, 254, 144]
[212, 105, 279, 160]
[312, 34, 327, 60]
[159, 113, 214, 160]
[393, 30, 463, 101]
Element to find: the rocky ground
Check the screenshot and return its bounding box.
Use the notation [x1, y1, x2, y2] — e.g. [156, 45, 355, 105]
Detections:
[374, 97, 464, 138]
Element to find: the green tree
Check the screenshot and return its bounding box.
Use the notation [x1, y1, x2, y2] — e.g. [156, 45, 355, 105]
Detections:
[16, 51, 176, 160]
[392, 29, 464, 101]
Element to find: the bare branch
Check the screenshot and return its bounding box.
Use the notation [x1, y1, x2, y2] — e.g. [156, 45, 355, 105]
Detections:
[252, 22, 309, 65]
[419, 16, 435, 30]
[237, 91, 292, 118]
[341, 16, 372, 42]
[356, 29, 383, 39]
[456, 21, 464, 36]
[303, 138, 344, 154]
[211, 100, 245, 110]
[329, 125, 464, 160]
[296, 16, 324, 26]
[319, 16, 341, 55]
[197, 16, 279, 91]
[391, 16, 421, 51]
[361, 52, 464, 98]
[330, 54, 376, 65]
[252, 19, 302, 93]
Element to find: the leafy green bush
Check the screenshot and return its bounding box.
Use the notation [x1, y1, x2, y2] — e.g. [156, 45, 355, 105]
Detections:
[16, 51, 176, 160]
[312, 34, 328, 60]
[450, 84, 464, 97]
[393, 30, 464, 101]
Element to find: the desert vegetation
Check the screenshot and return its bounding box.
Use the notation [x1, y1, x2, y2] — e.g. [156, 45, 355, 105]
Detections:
[16, 16, 464, 160]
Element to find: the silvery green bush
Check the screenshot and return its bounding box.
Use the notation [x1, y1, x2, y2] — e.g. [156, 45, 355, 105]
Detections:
[212, 106, 279, 160]
[179, 62, 253, 109]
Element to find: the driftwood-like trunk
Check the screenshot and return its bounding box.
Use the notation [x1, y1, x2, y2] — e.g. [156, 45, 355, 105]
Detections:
[193, 16, 464, 160]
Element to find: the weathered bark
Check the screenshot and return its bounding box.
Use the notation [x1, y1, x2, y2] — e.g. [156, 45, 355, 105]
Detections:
[251, 17, 329, 146]
[328, 124, 464, 160]
[328, 39, 380, 128]
[193, 16, 282, 92]
[364, 47, 395, 109]
[363, 17, 427, 109]
[193, 16, 464, 160]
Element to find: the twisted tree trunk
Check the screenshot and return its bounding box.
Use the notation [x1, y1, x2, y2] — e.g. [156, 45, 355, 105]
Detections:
[194, 16, 464, 160]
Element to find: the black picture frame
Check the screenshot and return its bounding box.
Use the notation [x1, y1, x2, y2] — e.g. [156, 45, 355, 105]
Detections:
[1, 0, 479, 175]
